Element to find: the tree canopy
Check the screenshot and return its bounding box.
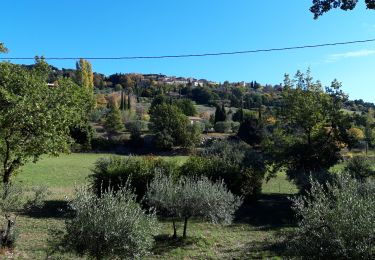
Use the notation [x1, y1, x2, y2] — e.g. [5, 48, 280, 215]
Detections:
[311, 0, 375, 19]
[0, 60, 91, 183]
[150, 104, 200, 150]
[266, 70, 351, 190]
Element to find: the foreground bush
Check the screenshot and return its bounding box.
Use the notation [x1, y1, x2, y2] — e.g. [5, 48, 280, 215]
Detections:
[91, 156, 179, 199]
[64, 186, 158, 259]
[146, 174, 242, 238]
[288, 174, 375, 259]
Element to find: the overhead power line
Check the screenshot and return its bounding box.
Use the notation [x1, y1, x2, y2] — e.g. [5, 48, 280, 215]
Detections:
[1, 38, 375, 60]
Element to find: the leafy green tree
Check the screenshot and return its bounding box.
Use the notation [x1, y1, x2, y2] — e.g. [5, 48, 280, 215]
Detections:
[149, 94, 169, 115]
[0, 61, 90, 183]
[75, 59, 94, 109]
[76, 59, 94, 90]
[150, 104, 200, 150]
[174, 99, 197, 116]
[310, 0, 375, 19]
[267, 70, 350, 190]
[105, 99, 123, 135]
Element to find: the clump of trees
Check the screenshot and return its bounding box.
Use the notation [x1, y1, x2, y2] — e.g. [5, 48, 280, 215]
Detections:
[146, 174, 242, 238]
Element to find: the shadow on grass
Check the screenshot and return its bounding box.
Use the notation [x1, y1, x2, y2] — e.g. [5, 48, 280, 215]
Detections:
[235, 193, 296, 230]
[152, 234, 203, 255]
[21, 200, 70, 219]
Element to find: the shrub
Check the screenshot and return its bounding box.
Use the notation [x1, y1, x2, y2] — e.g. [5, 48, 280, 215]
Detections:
[90, 156, 179, 200]
[181, 140, 266, 200]
[64, 186, 158, 259]
[146, 174, 242, 238]
[91, 137, 124, 152]
[345, 156, 375, 180]
[231, 121, 241, 133]
[237, 117, 264, 146]
[89, 107, 109, 123]
[214, 121, 232, 133]
[126, 121, 147, 148]
[288, 174, 375, 259]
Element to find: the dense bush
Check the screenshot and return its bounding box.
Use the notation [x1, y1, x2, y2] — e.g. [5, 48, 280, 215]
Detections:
[288, 174, 375, 259]
[90, 156, 179, 199]
[91, 137, 124, 152]
[146, 174, 242, 238]
[89, 107, 109, 123]
[345, 156, 375, 180]
[181, 140, 266, 200]
[214, 121, 232, 133]
[125, 120, 149, 132]
[126, 121, 148, 148]
[231, 121, 241, 133]
[64, 186, 158, 259]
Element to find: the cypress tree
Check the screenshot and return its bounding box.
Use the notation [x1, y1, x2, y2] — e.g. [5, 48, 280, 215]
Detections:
[127, 95, 131, 110]
[120, 90, 125, 111]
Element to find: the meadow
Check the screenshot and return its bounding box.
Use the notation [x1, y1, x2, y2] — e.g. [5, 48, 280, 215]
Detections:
[6, 153, 300, 259]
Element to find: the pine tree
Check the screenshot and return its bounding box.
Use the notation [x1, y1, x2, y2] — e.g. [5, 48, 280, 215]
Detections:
[105, 99, 123, 135]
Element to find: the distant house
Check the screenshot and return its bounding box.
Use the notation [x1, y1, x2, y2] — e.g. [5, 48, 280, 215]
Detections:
[47, 83, 57, 87]
[188, 116, 203, 125]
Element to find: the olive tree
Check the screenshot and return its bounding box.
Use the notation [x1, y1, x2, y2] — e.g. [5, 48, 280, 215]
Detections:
[146, 174, 242, 238]
[64, 186, 158, 259]
[288, 174, 375, 259]
[0, 61, 91, 183]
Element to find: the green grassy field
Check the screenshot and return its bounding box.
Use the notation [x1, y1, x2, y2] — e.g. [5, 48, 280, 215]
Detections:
[10, 153, 295, 259]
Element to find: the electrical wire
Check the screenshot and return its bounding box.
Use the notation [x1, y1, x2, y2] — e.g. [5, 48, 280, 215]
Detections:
[1, 38, 375, 60]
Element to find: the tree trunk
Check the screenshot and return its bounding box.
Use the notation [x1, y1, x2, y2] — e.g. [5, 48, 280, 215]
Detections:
[2, 170, 11, 184]
[172, 219, 177, 239]
[183, 217, 188, 239]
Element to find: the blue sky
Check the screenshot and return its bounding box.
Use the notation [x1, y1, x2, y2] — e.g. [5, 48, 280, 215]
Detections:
[1, 1, 375, 102]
